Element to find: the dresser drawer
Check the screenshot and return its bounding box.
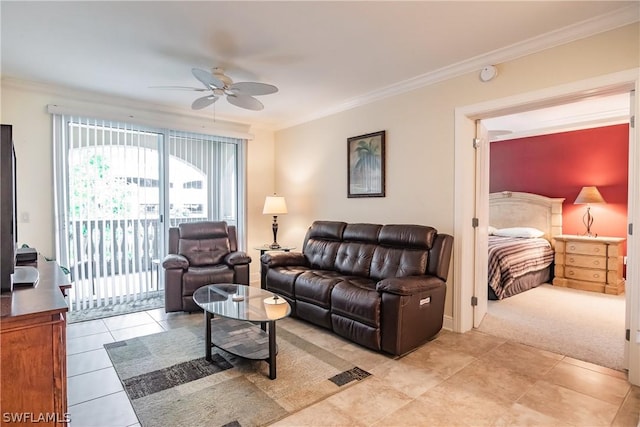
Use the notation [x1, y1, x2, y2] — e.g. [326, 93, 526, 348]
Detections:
[565, 241, 607, 256]
[565, 254, 606, 269]
[564, 266, 606, 283]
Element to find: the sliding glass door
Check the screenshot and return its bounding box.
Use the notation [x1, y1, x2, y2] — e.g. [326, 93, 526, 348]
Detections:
[53, 115, 245, 313]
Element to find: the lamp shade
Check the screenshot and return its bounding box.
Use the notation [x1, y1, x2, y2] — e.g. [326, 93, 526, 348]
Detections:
[573, 186, 606, 205]
[263, 195, 288, 215]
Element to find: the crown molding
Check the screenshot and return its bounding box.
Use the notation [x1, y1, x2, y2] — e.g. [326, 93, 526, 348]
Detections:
[278, 4, 639, 130]
[2, 77, 256, 137]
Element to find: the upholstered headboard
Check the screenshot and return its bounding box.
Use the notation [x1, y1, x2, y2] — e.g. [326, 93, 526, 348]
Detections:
[489, 191, 565, 243]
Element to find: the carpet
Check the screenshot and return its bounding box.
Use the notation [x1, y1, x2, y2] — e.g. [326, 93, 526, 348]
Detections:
[68, 293, 165, 323]
[478, 284, 626, 371]
[104, 318, 371, 427]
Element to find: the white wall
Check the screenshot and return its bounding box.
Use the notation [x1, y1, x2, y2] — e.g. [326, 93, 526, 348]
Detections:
[274, 23, 640, 317]
[0, 81, 276, 277]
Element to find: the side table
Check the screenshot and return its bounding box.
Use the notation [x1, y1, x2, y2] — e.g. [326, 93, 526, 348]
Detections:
[254, 245, 295, 256]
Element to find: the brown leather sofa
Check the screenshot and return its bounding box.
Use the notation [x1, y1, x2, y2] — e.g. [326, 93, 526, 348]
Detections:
[260, 220, 453, 356]
[163, 221, 251, 312]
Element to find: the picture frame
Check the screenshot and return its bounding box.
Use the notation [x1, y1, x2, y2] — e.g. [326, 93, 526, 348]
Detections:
[347, 130, 385, 198]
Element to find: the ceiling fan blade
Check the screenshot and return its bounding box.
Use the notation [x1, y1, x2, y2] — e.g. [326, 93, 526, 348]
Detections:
[192, 68, 225, 90]
[230, 82, 278, 96]
[227, 94, 264, 111]
[149, 85, 208, 92]
[191, 95, 219, 110]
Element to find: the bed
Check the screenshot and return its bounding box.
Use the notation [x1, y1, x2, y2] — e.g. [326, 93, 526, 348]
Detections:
[488, 191, 565, 300]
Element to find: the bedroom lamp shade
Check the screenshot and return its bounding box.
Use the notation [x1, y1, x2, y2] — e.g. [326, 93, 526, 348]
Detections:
[573, 186, 606, 237]
[263, 195, 288, 249]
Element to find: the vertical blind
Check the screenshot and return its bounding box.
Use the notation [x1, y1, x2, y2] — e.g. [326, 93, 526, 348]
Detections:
[52, 114, 246, 312]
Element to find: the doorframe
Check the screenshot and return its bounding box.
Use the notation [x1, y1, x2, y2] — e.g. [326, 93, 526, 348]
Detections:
[453, 68, 640, 385]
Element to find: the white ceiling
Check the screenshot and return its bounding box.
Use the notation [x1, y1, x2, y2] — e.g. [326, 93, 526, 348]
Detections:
[1, 1, 638, 131]
[484, 92, 631, 141]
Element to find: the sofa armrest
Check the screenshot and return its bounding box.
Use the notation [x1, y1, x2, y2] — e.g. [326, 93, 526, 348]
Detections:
[162, 254, 189, 270]
[260, 251, 309, 268]
[225, 251, 252, 266]
[376, 275, 444, 296]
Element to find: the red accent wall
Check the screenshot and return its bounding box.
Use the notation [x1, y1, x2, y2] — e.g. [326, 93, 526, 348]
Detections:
[490, 124, 628, 253]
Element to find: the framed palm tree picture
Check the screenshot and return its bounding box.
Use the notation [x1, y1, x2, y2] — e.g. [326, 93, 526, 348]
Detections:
[347, 130, 385, 198]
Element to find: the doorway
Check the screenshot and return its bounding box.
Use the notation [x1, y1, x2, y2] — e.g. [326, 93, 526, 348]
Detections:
[480, 107, 630, 371]
[453, 69, 640, 385]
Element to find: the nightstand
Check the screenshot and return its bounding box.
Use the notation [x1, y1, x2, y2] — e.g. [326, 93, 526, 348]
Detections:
[552, 235, 625, 295]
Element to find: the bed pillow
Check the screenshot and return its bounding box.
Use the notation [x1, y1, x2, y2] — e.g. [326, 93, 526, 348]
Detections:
[494, 227, 545, 238]
[488, 226, 498, 235]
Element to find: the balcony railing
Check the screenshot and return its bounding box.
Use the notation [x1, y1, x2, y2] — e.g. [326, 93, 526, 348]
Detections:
[66, 216, 206, 311]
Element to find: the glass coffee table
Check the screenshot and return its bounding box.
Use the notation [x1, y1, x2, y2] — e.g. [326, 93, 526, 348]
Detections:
[192, 283, 291, 380]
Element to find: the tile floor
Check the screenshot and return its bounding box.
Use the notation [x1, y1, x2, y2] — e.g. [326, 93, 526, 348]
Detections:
[67, 308, 640, 427]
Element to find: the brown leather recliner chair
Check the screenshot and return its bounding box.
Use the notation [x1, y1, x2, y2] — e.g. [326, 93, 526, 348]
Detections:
[162, 221, 251, 312]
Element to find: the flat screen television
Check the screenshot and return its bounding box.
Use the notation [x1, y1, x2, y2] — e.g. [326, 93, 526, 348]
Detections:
[1, 124, 17, 292]
[1, 124, 38, 293]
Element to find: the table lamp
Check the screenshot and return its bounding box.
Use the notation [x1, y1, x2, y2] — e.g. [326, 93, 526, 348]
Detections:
[573, 186, 606, 237]
[263, 195, 288, 249]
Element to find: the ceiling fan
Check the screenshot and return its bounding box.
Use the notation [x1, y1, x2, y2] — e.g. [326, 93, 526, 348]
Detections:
[154, 67, 278, 111]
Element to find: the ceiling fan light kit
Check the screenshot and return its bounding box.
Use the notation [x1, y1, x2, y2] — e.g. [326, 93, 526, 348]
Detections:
[191, 67, 278, 111]
[155, 67, 278, 111]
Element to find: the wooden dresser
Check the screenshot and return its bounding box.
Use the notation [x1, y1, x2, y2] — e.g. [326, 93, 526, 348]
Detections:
[0, 258, 70, 426]
[553, 235, 625, 295]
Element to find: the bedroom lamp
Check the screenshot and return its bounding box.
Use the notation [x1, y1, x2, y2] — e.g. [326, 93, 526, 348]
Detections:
[573, 186, 606, 237]
[263, 194, 288, 249]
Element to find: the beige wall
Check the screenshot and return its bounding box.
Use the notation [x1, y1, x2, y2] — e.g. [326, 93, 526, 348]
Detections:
[0, 83, 276, 276]
[274, 23, 640, 317]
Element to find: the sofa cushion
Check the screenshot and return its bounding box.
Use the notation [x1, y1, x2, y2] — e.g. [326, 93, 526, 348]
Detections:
[182, 265, 234, 296]
[378, 224, 436, 249]
[331, 314, 380, 351]
[295, 270, 344, 308]
[179, 238, 230, 266]
[266, 266, 310, 299]
[178, 221, 229, 239]
[303, 221, 346, 270]
[296, 300, 332, 329]
[307, 221, 347, 241]
[330, 279, 379, 327]
[342, 223, 381, 243]
[335, 242, 376, 277]
[177, 222, 231, 266]
[305, 240, 341, 270]
[370, 247, 428, 281]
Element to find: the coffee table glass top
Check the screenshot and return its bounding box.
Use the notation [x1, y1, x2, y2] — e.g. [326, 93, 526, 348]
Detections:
[193, 284, 291, 323]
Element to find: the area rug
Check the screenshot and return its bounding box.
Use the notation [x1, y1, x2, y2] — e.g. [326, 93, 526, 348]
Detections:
[68, 293, 164, 324]
[104, 319, 371, 427]
[478, 284, 626, 371]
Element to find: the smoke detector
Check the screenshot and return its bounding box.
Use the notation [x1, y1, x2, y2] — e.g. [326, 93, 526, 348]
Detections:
[479, 65, 498, 82]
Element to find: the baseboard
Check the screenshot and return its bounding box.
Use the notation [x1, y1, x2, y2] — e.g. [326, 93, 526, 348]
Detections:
[443, 314, 453, 331]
